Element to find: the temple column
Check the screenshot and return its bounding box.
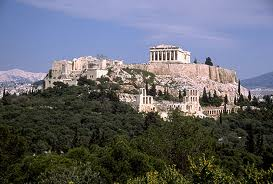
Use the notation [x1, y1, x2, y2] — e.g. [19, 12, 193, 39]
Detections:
[160, 51, 162, 61]
[150, 51, 152, 61]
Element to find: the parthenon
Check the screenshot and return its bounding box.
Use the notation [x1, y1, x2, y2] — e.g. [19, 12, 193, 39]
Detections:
[149, 44, 191, 63]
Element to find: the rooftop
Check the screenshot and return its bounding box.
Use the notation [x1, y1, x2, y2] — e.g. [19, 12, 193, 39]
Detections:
[150, 44, 180, 49]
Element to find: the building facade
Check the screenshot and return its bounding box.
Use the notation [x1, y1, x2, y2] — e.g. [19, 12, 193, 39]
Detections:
[149, 44, 191, 64]
[135, 88, 156, 113]
[166, 89, 202, 116]
[44, 56, 117, 89]
[203, 105, 240, 119]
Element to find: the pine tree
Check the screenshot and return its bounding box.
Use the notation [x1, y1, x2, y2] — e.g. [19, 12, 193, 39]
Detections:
[256, 131, 264, 155]
[234, 95, 237, 105]
[145, 81, 149, 95]
[252, 96, 259, 106]
[205, 57, 213, 66]
[224, 94, 228, 104]
[202, 87, 208, 103]
[208, 91, 212, 101]
[149, 83, 157, 97]
[238, 80, 241, 95]
[3, 87, 6, 97]
[248, 91, 252, 101]
[219, 112, 223, 124]
[183, 89, 187, 97]
[72, 127, 79, 148]
[193, 58, 198, 64]
[178, 90, 182, 101]
[246, 124, 255, 153]
[158, 90, 163, 96]
[213, 90, 217, 98]
[238, 94, 244, 106]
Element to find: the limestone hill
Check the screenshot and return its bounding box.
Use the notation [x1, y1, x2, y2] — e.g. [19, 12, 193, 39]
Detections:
[108, 63, 248, 102]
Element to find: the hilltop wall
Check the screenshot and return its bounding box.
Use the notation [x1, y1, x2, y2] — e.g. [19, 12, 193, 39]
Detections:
[125, 63, 238, 84]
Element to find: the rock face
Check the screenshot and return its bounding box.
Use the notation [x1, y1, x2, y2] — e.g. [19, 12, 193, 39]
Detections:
[125, 63, 238, 84]
[122, 63, 248, 102]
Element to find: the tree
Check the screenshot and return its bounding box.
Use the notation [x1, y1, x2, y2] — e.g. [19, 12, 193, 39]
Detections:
[238, 94, 245, 105]
[0, 125, 27, 181]
[245, 124, 255, 153]
[127, 165, 190, 184]
[145, 81, 149, 95]
[189, 154, 234, 183]
[224, 103, 227, 114]
[193, 58, 198, 64]
[205, 57, 213, 66]
[202, 87, 209, 103]
[252, 96, 259, 106]
[234, 95, 237, 105]
[178, 90, 183, 102]
[3, 87, 6, 97]
[71, 127, 79, 148]
[53, 81, 68, 89]
[183, 89, 187, 97]
[144, 112, 160, 130]
[77, 76, 96, 87]
[224, 94, 228, 104]
[238, 80, 241, 95]
[248, 91, 252, 102]
[149, 83, 157, 97]
[213, 90, 218, 98]
[158, 90, 163, 97]
[208, 91, 212, 100]
[219, 112, 223, 124]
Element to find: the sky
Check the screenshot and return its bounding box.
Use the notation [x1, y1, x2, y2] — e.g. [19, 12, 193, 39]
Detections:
[0, 0, 273, 79]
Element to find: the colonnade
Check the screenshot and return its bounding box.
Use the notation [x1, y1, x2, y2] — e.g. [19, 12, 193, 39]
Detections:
[150, 50, 178, 62]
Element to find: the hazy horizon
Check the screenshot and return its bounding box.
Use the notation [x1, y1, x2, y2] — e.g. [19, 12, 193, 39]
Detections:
[1, 0, 273, 79]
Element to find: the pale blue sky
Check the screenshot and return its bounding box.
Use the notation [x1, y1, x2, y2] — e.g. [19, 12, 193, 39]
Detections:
[0, 0, 273, 79]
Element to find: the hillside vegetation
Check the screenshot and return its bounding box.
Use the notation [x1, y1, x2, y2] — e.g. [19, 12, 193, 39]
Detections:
[0, 79, 273, 183]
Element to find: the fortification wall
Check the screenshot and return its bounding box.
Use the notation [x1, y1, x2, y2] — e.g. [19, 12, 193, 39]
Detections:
[124, 63, 238, 84]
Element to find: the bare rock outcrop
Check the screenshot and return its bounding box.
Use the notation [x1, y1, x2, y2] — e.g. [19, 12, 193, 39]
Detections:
[124, 63, 237, 84]
[121, 63, 248, 101]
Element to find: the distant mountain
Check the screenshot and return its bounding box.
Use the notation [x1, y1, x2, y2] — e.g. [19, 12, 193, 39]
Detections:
[242, 71, 273, 89]
[0, 69, 46, 85]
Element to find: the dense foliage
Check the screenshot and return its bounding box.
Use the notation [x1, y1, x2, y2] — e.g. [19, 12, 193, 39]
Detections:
[0, 80, 273, 183]
[200, 88, 223, 107]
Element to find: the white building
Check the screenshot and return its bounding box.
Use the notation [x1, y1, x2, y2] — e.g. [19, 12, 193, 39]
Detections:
[119, 88, 156, 113]
[167, 89, 202, 115]
[135, 88, 156, 112]
[44, 56, 112, 89]
[149, 44, 191, 64]
[86, 69, 108, 80]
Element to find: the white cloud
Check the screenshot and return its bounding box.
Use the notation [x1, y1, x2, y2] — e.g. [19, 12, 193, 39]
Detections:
[18, 0, 273, 45]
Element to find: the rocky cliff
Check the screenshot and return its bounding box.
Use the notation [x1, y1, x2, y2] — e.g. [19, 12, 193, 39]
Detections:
[125, 63, 238, 84]
[120, 63, 247, 101]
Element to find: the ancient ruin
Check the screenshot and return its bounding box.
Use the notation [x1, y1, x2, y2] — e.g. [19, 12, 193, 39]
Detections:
[43, 44, 249, 119]
[44, 56, 123, 89]
[149, 44, 191, 63]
